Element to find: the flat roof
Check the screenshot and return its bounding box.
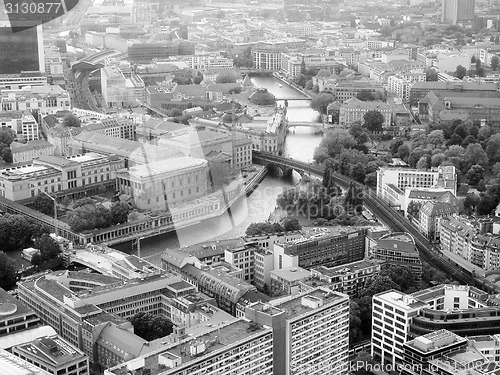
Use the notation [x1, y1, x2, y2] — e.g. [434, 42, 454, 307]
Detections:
[374, 290, 427, 311]
[271, 288, 348, 320]
[0, 288, 35, 322]
[107, 320, 271, 375]
[0, 348, 50, 375]
[14, 335, 86, 366]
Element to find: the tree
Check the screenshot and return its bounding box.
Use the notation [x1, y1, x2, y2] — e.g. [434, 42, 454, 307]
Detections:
[0, 128, 15, 147]
[310, 93, 335, 114]
[129, 312, 173, 341]
[491, 55, 500, 71]
[68, 203, 112, 232]
[464, 143, 488, 169]
[33, 193, 54, 216]
[464, 193, 480, 215]
[0, 252, 17, 289]
[407, 200, 422, 220]
[455, 65, 467, 79]
[36, 233, 60, 261]
[416, 156, 429, 170]
[427, 130, 445, 146]
[379, 264, 417, 293]
[389, 138, 404, 156]
[61, 113, 81, 127]
[466, 165, 485, 186]
[216, 71, 238, 83]
[397, 144, 411, 161]
[471, 55, 477, 64]
[313, 129, 356, 163]
[486, 134, 500, 163]
[360, 276, 400, 297]
[246, 222, 278, 236]
[350, 300, 363, 345]
[477, 193, 497, 215]
[0, 214, 49, 252]
[356, 89, 374, 101]
[110, 202, 130, 225]
[363, 110, 385, 132]
[1, 148, 12, 163]
[431, 153, 446, 167]
[282, 217, 301, 232]
[426, 68, 439, 81]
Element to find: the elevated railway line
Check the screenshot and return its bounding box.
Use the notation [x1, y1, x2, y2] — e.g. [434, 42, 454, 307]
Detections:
[253, 151, 500, 294]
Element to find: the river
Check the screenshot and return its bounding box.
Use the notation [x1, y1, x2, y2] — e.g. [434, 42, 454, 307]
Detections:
[113, 75, 324, 264]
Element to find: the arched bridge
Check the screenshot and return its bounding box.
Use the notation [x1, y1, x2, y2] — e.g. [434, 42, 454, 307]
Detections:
[252, 151, 500, 294]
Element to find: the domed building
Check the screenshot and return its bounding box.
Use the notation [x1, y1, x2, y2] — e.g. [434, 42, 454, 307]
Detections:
[248, 88, 276, 106]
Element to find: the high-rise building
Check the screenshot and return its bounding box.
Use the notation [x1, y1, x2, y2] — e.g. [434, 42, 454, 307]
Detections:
[0, 21, 44, 74]
[246, 288, 350, 375]
[441, 0, 475, 25]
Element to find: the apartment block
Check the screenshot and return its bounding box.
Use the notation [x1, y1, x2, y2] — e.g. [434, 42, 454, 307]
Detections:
[306, 259, 385, 297]
[419, 202, 457, 241]
[273, 228, 366, 270]
[104, 319, 274, 375]
[246, 288, 350, 375]
[101, 65, 145, 108]
[12, 335, 89, 375]
[270, 266, 310, 297]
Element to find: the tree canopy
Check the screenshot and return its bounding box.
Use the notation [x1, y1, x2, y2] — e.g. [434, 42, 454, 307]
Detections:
[0, 252, 17, 289]
[62, 113, 81, 127]
[129, 312, 173, 341]
[310, 93, 335, 114]
[363, 110, 385, 132]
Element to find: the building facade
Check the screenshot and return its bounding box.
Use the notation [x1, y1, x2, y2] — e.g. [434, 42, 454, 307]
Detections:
[442, 0, 475, 24]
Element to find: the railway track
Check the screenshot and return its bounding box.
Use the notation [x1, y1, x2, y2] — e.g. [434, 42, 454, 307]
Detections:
[253, 151, 500, 294]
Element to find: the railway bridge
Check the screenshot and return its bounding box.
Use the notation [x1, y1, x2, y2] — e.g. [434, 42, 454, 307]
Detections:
[252, 151, 500, 294]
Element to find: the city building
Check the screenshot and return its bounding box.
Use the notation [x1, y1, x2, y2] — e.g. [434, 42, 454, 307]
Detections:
[270, 266, 310, 296]
[224, 240, 260, 282]
[0, 287, 40, 337]
[306, 259, 385, 297]
[338, 97, 392, 128]
[401, 330, 468, 374]
[419, 202, 457, 241]
[12, 335, 89, 375]
[0, 153, 125, 201]
[371, 290, 427, 368]
[0, 21, 44, 74]
[0, 73, 47, 90]
[418, 90, 500, 126]
[68, 132, 182, 165]
[0, 110, 39, 141]
[0, 348, 50, 375]
[127, 40, 195, 64]
[273, 228, 367, 270]
[114, 157, 209, 210]
[158, 129, 253, 171]
[10, 140, 55, 164]
[101, 65, 145, 108]
[376, 165, 458, 209]
[17, 270, 194, 362]
[409, 81, 500, 108]
[442, 0, 475, 25]
[0, 85, 71, 114]
[370, 232, 422, 281]
[104, 319, 274, 375]
[246, 288, 350, 375]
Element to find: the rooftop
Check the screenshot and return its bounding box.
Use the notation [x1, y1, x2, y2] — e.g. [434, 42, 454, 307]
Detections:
[374, 290, 427, 311]
[14, 335, 86, 366]
[0, 288, 35, 321]
[405, 329, 466, 354]
[126, 157, 208, 178]
[271, 267, 310, 282]
[107, 320, 270, 375]
[271, 288, 348, 320]
[0, 348, 50, 375]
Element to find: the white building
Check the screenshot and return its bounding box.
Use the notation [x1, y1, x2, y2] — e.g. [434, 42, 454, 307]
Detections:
[0, 110, 39, 141]
[0, 348, 50, 375]
[187, 55, 234, 72]
[114, 157, 209, 210]
[104, 319, 274, 375]
[338, 98, 392, 127]
[372, 290, 427, 368]
[10, 140, 55, 164]
[101, 64, 145, 108]
[0, 85, 70, 114]
[387, 73, 426, 102]
[377, 166, 457, 208]
[246, 288, 350, 375]
[0, 74, 47, 90]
